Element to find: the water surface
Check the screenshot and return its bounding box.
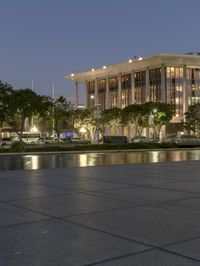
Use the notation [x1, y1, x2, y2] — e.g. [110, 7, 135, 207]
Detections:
[0, 149, 200, 170]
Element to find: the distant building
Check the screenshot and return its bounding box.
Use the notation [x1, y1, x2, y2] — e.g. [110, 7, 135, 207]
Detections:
[65, 53, 200, 136]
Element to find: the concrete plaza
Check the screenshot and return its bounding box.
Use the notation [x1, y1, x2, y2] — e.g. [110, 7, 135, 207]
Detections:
[1, 161, 200, 265]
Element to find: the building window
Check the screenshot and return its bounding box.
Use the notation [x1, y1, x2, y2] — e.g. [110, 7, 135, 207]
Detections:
[149, 68, 161, 102]
[187, 68, 200, 105]
[87, 81, 95, 108]
[109, 77, 118, 108]
[97, 79, 106, 110]
[121, 74, 131, 108]
[166, 67, 183, 116]
[134, 71, 146, 104]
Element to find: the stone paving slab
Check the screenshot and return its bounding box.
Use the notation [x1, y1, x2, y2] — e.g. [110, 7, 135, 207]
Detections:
[67, 205, 200, 246]
[0, 219, 149, 266]
[1, 161, 200, 265]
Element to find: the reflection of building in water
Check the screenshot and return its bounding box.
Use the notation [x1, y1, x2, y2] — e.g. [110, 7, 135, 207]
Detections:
[66, 52, 200, 137]
[24, 155, 39, 170]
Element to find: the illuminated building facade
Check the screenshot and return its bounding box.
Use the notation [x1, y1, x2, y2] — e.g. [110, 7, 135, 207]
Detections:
[65, 53, 200, 136]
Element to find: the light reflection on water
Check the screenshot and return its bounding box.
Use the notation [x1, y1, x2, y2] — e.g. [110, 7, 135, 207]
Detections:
[0, 150, 200, 170]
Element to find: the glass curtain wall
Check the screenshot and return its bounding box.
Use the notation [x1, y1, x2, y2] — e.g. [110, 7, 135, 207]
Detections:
[121, 74, 131, 108]
[134, 71, 146, 104]
[97, 79, 106, 110]
[187, 68, 200, 105]
[87, 81, 95, 108]
[149, 68, 161, 102]
[109, 77, 118, 108]
[166, 67, 183, 116]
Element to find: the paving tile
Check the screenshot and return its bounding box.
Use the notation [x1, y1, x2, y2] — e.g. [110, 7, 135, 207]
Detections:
[97, 249, 200, 266]
[13, 193, 137, 217]
[67, 205, 200, 246]
[0, 219, 149, 266]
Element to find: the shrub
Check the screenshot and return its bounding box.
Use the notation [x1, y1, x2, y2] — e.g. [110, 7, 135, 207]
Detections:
[10, 141, 26, 152]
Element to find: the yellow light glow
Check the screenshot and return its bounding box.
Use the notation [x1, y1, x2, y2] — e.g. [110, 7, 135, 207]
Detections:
[138, 57, 143, 61]
[90, 95, 95, 99]
[30, 125, 39, 132]
[91, 68, 95, 72]
[128, 59, 132, 63]
[103, 65, 107, 69]
[79, 127, 87, 133]
[71, 73, 74, 77]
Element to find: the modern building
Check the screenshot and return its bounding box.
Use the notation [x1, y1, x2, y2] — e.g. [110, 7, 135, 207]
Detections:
[65, 52, 200, 136]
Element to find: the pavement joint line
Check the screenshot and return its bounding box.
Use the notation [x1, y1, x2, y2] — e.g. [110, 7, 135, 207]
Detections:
[5, 191, 79, 202]
[0, 217, 54, 230]
[61, 217, 157, 249]
[160, 235, 200, 249]
[152, 195, 200, 205]
[60, 216, 200, 264]
[80, 191, 135, 203]
[83, 190, 200, 206]
[60, 203, 149, 219]
[156, 246, 200, 263]
[84, 248, 155, 266]
[143, 184, 200, 195]
[0, 198, 148, 226]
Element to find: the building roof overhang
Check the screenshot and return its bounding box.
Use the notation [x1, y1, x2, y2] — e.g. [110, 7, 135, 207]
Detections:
[65, 53, 200, 83]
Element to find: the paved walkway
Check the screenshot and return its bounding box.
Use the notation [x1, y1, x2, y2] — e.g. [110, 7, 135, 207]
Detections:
[1, 161, 200, 265]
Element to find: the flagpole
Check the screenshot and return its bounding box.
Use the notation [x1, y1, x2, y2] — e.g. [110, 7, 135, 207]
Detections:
[52, 80, 55, 141]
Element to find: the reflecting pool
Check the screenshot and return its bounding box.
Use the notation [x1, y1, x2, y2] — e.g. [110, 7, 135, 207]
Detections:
[0, 149, 200, 170]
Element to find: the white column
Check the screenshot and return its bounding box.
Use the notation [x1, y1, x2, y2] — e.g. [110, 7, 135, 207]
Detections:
[118, 75, 122, 108]
[145, 67, 150, 102]
[105, 77, 109, 109]
[183, 65, 188, 114]
[74, 81, 78, 109]
[131, 71, 135, 104]
[84, 81, 88, 108]
[161, 64, 166, 102]
[94, 79, 98, 106]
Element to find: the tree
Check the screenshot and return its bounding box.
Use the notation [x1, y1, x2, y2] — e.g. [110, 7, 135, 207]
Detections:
[144, 102, 173, 139]
[100, 108, 121, 135]
[183, 102, 200, 135]
[73, 108, 96, 140]
[52, 96, 71, 142]
[0, 82, 50, 140]
[121, 104, 148, 136]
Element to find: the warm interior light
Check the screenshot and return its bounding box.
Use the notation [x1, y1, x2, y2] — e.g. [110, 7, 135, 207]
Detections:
[90, 95, 95, 99]
[91, 68, 95, 72]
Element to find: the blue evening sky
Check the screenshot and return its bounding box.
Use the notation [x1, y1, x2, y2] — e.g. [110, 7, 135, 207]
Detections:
[1, 0, 200, 102]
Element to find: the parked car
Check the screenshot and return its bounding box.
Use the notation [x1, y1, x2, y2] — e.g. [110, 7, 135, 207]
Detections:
[163, 135, 177, 144]
[0, 137, 14, 148]
[129, 136, 150, 143]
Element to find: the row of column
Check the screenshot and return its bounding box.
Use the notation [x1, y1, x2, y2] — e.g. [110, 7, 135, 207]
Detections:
[74, 65, 167, 109]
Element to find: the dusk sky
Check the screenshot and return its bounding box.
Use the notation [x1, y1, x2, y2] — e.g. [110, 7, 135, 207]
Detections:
[1, 0, 200, 102]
